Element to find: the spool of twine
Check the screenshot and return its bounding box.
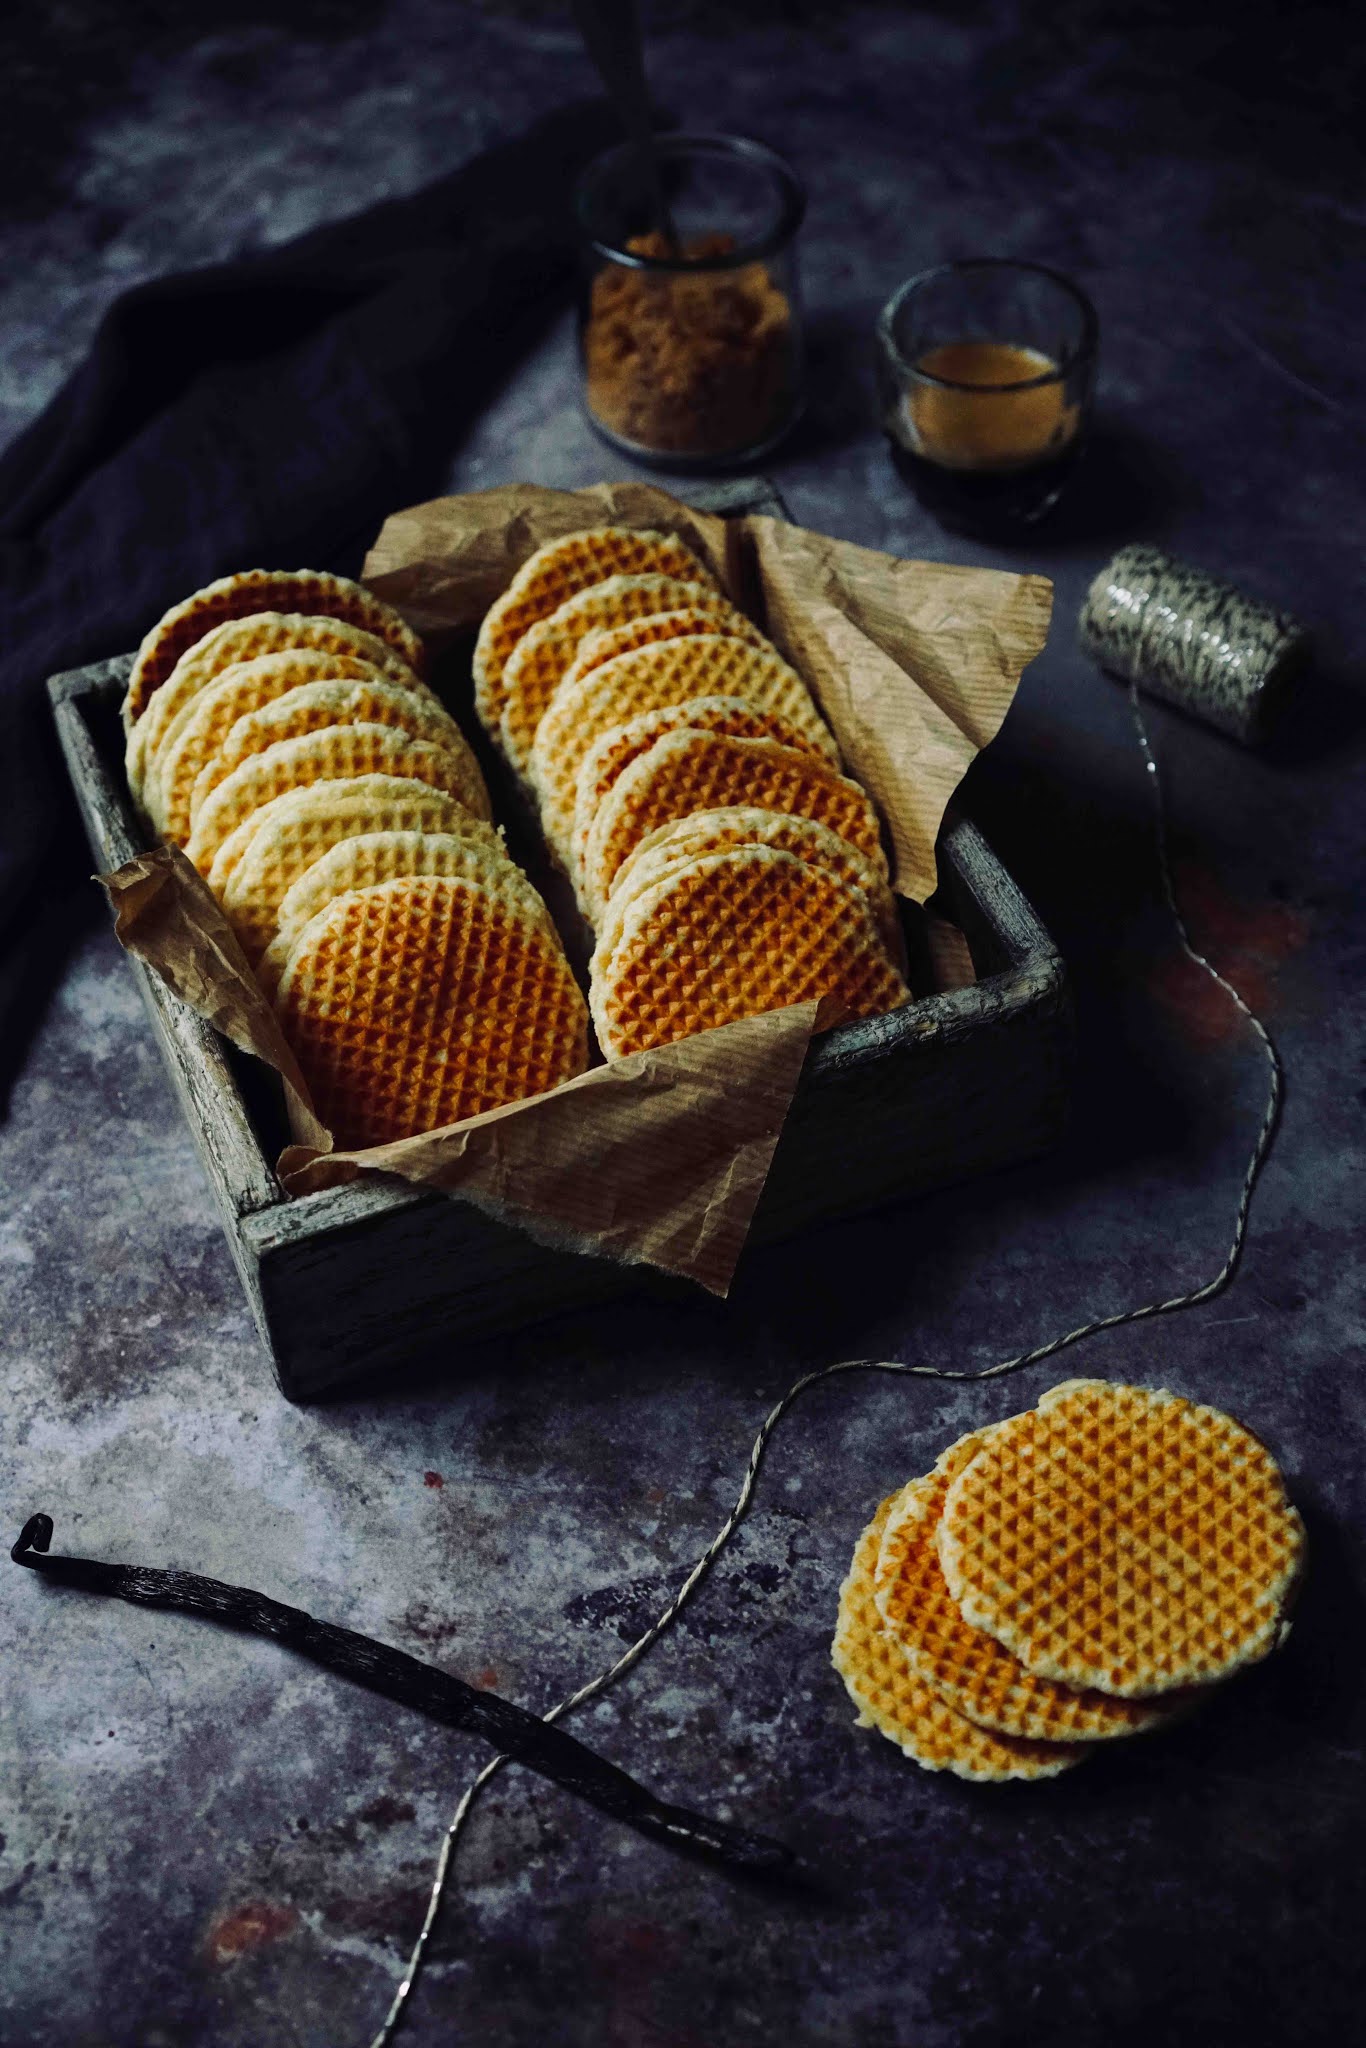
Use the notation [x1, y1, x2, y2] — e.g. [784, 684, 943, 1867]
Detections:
[1078, 544, 1308, 744]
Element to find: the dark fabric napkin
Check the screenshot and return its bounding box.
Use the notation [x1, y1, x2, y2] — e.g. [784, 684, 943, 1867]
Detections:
[0, 99, 617, 1108]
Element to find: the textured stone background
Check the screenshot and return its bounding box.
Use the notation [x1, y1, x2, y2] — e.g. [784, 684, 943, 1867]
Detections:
[2, 4, 1364, 2044]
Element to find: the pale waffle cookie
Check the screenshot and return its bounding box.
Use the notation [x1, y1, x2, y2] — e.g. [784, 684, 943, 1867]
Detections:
[473, 527, 715, 733]
[831, 1497, 1085, 1783]
[258, 831, 553, 997]
[205, 776, 496, 949]
[127, 612, 424, 808]
[185, 678, 477, 835]
[874, 1425, 1182, 1743]
[937, 1379, 1307, 1699]
[568, 698, 831, 885]
[561, 604, 767, 694]
[531, 635, 840, 861]
[498, 575, 751, 773]
[589, 846, 909, 1057]
[582, 730, 887, 921]
[275, 875, 589, 1147]
[153, 654, 430, 844]
[186, 723, 490, 882]
[124, 570, 426, 727]
[606, 807, 905, 968]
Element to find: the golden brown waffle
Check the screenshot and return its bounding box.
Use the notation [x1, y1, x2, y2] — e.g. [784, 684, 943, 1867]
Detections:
[497, 574, 744, 773]
[186, 678, 475, 836]
[473, 528, 716, 734]
[582, 730, 887, 920]
[568, 698, 829, 886]
[589, 846, 909, 1057]
[206, 776, 495, 947]
[938, 1379, 1307, 1698]
[153, 654, 424, 843]
[832, 1498, 1085, 1782]
[259, 830, 552, 995]
[605, 806, 905, 968]
[127, 612, 424, 807]
[875, 1427, 1181, 1743]
[275, 875, 589, 1147]
[531, 634, 839, 860]
[124, 570, 425, 726]
[186, 723, 489, 881]
[560, 604, 766, 697]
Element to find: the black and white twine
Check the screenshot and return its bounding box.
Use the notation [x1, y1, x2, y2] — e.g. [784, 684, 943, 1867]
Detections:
[368, 676, 1286, 2048]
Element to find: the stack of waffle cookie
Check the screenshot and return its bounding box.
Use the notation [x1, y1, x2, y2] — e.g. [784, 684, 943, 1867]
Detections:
[833, 1378, 1305, 1782]
[472, 525, 912, 1056]
[122, 569, 588, 1146]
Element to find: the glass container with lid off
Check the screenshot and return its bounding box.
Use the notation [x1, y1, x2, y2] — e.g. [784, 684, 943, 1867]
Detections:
[576, 132, 807, 470]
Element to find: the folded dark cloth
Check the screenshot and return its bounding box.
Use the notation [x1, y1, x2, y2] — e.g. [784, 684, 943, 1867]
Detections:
[0, 98, 617, 1107]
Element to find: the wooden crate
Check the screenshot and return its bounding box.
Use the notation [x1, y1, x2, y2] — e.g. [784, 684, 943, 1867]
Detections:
[49, 481, 1069, 1399]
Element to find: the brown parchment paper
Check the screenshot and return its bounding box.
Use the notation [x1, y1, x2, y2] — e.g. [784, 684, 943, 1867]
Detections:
[104, 483, 1050, 1298]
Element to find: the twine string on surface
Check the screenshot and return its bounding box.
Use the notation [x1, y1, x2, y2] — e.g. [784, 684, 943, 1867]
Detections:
[368, 679, 1285, 2048]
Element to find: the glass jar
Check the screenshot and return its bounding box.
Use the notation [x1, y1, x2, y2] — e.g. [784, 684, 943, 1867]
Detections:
[575, 132, 807, 470]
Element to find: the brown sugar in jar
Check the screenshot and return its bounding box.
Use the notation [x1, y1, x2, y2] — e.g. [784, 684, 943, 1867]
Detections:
[582, 231, 801, 464]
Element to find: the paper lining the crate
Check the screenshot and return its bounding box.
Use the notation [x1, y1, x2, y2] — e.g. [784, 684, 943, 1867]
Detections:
[101, 484, 1050, 1297]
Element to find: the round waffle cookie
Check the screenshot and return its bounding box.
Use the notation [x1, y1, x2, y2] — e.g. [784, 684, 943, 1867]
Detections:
[589, 846, 909, 1057]
[832, 1498, 1085, 1782]
[937, 1379, 1307, 1699]
[560, 604, 768, 696]
[497, 574, 748, 773]
[605, 806, 904, 967]
[186, 679, 475, 834]
[875, 1426, 1182, 1743]
[531, 635, 839, 862]
[275, 875, 590, 1147]
[186, 724, 491, 881]
[473, 527, 716, 733]
[127, 612, 424, 808]
[258, 831, 553, 997]
[206, 776, 498, 954]
[153, 654, 433, 843]
[581, 730, 886, 920]
[568, 698, 832, 886]
[124, 570, 426, 727]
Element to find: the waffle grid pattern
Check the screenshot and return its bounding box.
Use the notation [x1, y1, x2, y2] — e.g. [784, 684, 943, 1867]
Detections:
[937, 1380, 1307, 1697]
[561, 604, 765, 698]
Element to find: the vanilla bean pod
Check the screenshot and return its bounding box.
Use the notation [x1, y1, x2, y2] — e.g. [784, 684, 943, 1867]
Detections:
[11, 1514, 794, 1879]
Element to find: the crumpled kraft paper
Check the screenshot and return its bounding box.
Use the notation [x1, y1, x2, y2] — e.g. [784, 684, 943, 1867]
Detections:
[103, 482, 1050, 1298]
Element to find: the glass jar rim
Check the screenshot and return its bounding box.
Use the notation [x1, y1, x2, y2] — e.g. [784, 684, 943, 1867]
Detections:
[575, 131, 807, 272]
[877, 259, 1100, 391]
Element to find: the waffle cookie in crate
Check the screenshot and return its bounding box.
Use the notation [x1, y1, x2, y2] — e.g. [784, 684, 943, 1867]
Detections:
[128, 611, 424, 809]
[581, 729, 887, 920]
[589, 846, 909, 1057]
[258, 829, 555, 997]
[154, 655, 437, 844]
[531, 635, 840, 862]
[497, 574, 752, 773]
[569, 697, 833, 887]
[124, 569, 425, 727]
[186, 678, 471, 834]
[213, 777, 502, 962]
[473, 527, 716, 734]
[274, 874, 589, 1147]
[832, 1498, 1085, 1783]
[187, 723, 491, 883]
[936, 1380, 1307, 1698]
[873, 1426, 1181, 1743]
[606, 806, 904, 968]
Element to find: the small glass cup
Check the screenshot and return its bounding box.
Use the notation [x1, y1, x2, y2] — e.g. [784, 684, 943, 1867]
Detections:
[575, 132, 806, 470]
[876, 259, 1098, 535]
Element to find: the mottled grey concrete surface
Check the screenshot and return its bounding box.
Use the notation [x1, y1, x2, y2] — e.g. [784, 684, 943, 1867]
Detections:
[3, 4, 1365, 2045]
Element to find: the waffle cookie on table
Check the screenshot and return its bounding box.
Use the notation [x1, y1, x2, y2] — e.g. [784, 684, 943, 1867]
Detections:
[122, 574, 588, 1144]
[832, 1381, 1305, 1781]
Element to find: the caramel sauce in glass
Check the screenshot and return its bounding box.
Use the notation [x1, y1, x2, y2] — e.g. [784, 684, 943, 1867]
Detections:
[907, 340, 1079, 472]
